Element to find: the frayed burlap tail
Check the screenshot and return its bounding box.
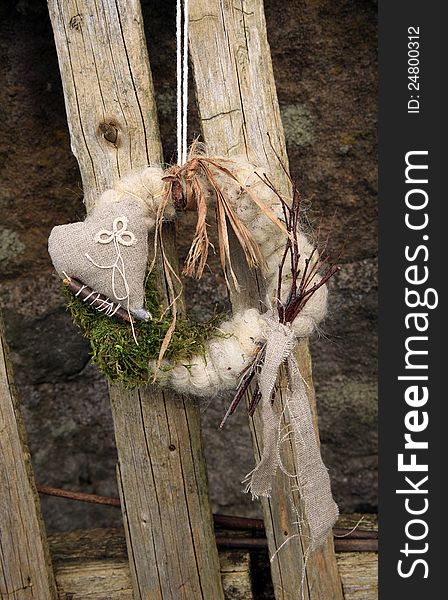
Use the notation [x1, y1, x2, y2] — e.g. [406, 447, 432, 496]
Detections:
[244, 315, 296, 497]
[244, 313, 338, 551]
[286, 353, 339, 550]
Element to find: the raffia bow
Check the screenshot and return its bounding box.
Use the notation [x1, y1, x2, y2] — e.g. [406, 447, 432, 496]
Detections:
[165, 155, 287, 291]
[244, 312, 338, 550]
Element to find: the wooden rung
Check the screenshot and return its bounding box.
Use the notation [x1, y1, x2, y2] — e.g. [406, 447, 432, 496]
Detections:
[49, 528, 254, 600]
[0, 310, 57, 598]
[46, 521, 378, 600]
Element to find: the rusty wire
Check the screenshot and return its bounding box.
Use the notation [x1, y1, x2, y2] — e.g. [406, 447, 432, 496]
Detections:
[36, 483, 377, 552]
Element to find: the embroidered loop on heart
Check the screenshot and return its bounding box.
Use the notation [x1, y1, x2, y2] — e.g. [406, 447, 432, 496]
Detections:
[95, 216, 136, 247]
[85, 214, 139, 342]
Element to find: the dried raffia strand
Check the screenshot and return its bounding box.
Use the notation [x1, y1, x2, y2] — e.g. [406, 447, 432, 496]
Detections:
[166, 155, 288, 290]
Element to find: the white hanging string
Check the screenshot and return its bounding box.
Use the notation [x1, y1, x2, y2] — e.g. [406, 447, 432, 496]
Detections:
[182, 0, 189, 163]
[176, 0, 182, 163]
[176, 0, 189, 165]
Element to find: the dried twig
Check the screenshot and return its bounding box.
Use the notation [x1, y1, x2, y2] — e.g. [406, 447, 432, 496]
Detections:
[221, 177, 340, 424]
[35, 483, 377, 552]
[64, 277, 135, 323]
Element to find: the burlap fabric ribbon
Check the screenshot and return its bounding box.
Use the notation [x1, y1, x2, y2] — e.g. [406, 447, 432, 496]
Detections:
[246, 313, 338, 550]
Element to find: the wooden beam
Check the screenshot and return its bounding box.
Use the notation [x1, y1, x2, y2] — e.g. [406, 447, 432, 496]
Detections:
[0, 310, 57, 599]
[49, 528, 253, 600]
[46, 525, 378, 600]
[188, 1, 344, 598]
[47, 2, 223, 598]
[337, 553, 378, 600]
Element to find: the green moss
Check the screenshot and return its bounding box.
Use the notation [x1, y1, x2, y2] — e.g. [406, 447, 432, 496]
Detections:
[65, 274, 225, 388]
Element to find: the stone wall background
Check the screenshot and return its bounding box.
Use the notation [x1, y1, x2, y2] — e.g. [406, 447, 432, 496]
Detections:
[0, 0, 377, 531]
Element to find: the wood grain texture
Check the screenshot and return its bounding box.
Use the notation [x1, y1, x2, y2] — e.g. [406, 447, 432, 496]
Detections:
[220, 551, 253, 600]
[188, 1, 343, 598]
[336, 553, 378, 600]
[47, 2, 223, 598]
[54, 561, 133, 600]
[189, 0, 289, 186]
[48, 0, 162, 209]
[48, 528, 253, 600]
[111, 386, 224, 599]
[47, 525, 378, 600]
[0, 311, 57, 599]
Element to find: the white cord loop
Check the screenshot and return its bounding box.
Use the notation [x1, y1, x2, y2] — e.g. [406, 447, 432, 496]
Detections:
[176, 0, 189, 165]
[86, 215, 138, 343]
[95, 216, 136, 247]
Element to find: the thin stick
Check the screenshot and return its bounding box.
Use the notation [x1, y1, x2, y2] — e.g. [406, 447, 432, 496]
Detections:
[36, 483, 121, 507]
[63, 277, 135, 323]
[35, 483, 377, 550]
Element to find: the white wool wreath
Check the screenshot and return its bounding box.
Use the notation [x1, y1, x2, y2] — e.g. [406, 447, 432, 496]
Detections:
[49, 156, 327, 393]
[48, 156, 338, 550]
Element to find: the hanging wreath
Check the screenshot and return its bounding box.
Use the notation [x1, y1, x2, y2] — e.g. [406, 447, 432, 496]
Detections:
[49, 156, 332, 385]
[48, 154, 339, 550]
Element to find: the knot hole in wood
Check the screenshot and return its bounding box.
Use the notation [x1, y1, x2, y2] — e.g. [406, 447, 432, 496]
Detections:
[69, 14, 83, 31]
[98, 120, 120, 148]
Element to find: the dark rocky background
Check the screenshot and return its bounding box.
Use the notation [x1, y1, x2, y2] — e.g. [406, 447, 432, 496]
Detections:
[0, 0, 377, 531]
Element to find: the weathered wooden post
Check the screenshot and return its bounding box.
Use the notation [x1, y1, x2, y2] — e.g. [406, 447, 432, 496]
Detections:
[188, 1, 344, 598]
[0, 310, 57, 599]
[47, 1, 224, 598]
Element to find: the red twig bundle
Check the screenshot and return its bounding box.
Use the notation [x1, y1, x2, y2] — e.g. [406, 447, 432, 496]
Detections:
[220, 179, 339, 428]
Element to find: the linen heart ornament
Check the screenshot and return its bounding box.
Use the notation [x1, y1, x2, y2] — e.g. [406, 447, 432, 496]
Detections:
[48, 199, 149, 317]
